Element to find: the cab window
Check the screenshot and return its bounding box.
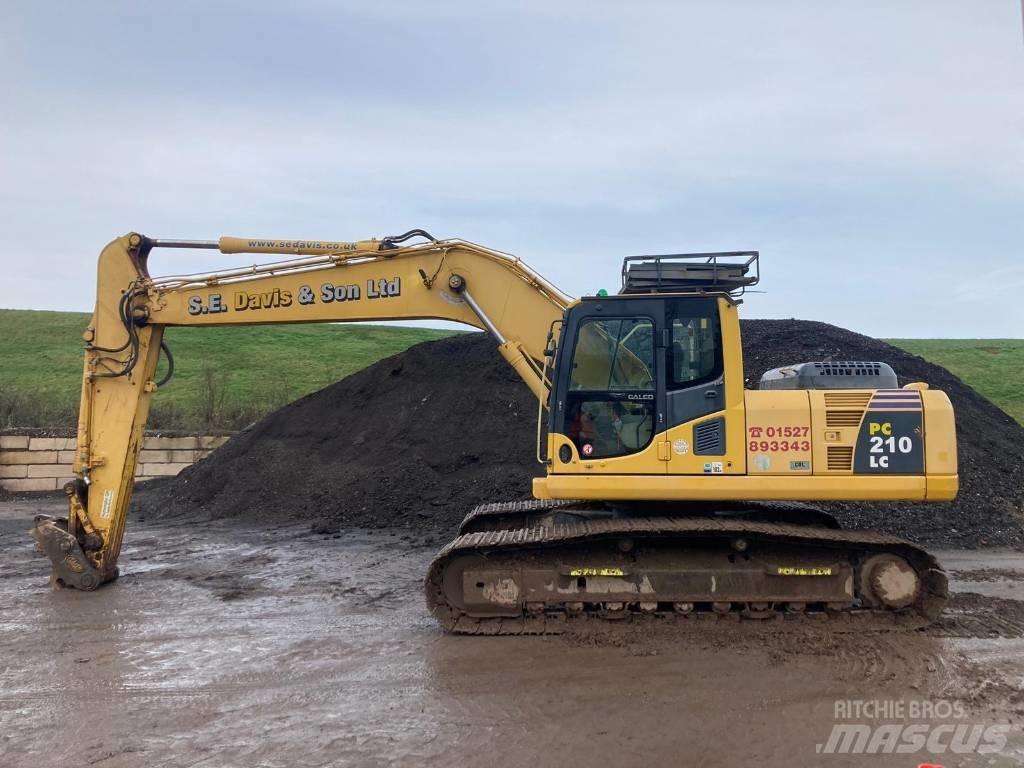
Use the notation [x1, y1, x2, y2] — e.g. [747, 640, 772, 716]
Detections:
[669, 307, 721, 387]
[570, 318, 654, 390]
[565, 317, 655, 459]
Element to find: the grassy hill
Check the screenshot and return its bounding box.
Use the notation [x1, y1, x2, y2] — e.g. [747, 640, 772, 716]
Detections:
[0, 309, 454, 430]
[0, 309, 1019, 429]
[886, 338, 1023, 425]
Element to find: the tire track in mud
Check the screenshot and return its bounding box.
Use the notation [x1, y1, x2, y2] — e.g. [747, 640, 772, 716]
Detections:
[930, 592, 1024, 640]
[5, 503, 1024, 768]
[951, 567, 1024, 583]
[562, 624, 960, 696]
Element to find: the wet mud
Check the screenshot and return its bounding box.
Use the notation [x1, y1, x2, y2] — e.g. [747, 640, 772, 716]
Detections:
[3, 499, 1023, 768]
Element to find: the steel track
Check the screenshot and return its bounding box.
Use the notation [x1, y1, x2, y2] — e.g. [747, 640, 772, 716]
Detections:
[426, 501, 948, 635]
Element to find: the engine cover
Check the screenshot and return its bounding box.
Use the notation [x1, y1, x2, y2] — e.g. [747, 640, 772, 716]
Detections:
[759, 361, 898, 390]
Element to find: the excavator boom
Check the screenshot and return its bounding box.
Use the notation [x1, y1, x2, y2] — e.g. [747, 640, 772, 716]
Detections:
[33, 230, 569, 588]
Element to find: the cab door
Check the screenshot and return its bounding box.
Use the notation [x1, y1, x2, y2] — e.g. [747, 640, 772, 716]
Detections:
[663, 297, 739, 474]
[549, 298, 668, 474]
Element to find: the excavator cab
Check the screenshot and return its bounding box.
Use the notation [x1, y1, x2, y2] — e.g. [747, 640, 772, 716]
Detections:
[545, 252, 757, 475]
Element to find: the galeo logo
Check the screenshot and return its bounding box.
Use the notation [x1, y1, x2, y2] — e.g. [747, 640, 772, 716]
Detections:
[187, 277, 401, 316]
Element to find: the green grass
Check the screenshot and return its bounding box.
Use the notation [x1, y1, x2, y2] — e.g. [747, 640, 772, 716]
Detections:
[0, 309, 454, 430]
[886, 339, 1023, 425]
[1, 310, 1018, 430]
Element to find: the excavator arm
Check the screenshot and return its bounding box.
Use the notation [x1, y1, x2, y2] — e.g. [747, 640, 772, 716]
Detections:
[31, 230, 571, 589]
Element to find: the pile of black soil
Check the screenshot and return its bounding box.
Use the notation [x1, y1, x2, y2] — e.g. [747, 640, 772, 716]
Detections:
[135, 321, 1024, 548]
[136, 334, 540, 533]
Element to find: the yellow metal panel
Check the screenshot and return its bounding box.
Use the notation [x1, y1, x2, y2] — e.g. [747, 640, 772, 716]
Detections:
[663, 410, 745, 474]
[534, 473, 928, 502]
[926, 475, 958, 501]
[548, 433, 666, 475]
[743, 390, 812, 474]
[922, 389, 958, 476]
[718, 300, 747, 473]
[807, 390, 872, 474]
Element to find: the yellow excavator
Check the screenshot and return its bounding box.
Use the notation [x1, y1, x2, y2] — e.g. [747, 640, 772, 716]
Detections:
[32, 230, 957, 632]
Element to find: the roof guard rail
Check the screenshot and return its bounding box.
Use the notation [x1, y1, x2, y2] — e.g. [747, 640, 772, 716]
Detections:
[620, 251, 759, 297]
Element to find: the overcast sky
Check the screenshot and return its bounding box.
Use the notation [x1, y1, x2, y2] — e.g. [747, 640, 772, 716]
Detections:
[1, 1, 1021, 337]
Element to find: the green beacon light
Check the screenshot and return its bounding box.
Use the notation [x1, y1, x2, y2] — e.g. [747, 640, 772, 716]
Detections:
[596, 288, 609, 297]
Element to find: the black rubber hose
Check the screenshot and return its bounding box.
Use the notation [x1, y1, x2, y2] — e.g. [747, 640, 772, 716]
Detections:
[89, 291, 135, 353]
[155, 340, 174, 387]
[380, 229, 438, 249]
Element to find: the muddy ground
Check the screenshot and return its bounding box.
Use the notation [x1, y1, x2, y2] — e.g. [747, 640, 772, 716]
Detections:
[2, 498, 1023, 768]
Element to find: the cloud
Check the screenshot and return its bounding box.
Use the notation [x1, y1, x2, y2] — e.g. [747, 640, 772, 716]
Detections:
[0, 1, 1021, 338]
[953, 263, 1024, 304]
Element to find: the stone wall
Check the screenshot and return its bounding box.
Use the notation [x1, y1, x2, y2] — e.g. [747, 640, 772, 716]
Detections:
[0, 433, 231, 492]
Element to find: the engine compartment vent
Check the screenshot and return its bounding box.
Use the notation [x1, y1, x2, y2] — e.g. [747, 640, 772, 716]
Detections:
[760, 362, 898, 391]
[826, 411, 865, 427]
[827, 446, 854, 471]
[823, 392, 874, 409]
[694, 417, 725, 455]
[823, 391, 872, 428]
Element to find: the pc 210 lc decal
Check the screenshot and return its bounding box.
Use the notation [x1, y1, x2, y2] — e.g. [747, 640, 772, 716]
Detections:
[854, 413, 924, 474]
